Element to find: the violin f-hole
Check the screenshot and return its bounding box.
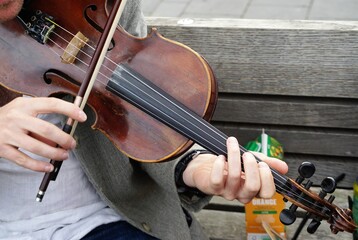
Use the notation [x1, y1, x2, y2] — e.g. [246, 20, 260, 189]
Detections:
[44, 69, 81, 87]
[84, 5, 115, 51]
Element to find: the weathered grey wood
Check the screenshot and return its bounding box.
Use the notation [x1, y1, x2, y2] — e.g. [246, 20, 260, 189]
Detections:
[213, 97, 358, 129]
[213, 125, 358, 157]
[208, 187, 350, 209]
[195, 210, 353, 240]
[195, 189, 353, 240]
[283, 155, 357, 188]
[146, 18, 358, 99]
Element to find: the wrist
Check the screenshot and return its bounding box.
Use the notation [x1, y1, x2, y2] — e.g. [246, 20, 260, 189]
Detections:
[175, 149, 211, 196]
[182, 154, 209, 187]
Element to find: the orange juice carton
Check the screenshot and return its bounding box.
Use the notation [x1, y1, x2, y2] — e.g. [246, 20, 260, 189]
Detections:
[244, 130, 286, 240]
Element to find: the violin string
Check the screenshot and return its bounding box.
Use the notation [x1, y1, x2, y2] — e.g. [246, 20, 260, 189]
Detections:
[47, 29, 329, 213]
[46, 37, 113, 86]
[107, 71, 329, 212]
[107, 69, 331, 213]
[48, 30, 231, 149]
[47, 28, 230, 150]
[46, 35, 237, 156]
[49, 25, 230, 144]
[42, 26, 328, 212]
[45, 29, 229, 164]
[50, 31, 93, 60]
[49, 30, 119, 83]
[46, 35, 330, 213]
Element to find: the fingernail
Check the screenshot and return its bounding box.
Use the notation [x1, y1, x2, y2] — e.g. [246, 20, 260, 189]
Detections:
[258, 162, 269, 168]
[45, 165, 54, 172]
[79, 110, 87, 121]
[227, 136, 238, 145]
[71, 140, 77, 149]
[242, 152, 254, 161]
[63, 151, 69, 159]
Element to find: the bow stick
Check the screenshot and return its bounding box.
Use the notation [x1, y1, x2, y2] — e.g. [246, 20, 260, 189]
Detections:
[36, 0, 128, 202]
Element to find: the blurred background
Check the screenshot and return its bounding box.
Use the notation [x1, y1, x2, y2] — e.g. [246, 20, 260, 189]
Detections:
[142, 0, 358, 20]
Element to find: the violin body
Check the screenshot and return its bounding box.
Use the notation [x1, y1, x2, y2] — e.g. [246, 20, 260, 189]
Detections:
[0, 0, 217, 161]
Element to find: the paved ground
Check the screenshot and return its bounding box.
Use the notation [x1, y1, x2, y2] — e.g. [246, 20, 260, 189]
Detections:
[142, 0, 358, 21]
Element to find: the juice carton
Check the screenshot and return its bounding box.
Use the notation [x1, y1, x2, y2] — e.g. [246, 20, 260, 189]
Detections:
[353, 177, 358, 240]
[244, 130, 286, 240]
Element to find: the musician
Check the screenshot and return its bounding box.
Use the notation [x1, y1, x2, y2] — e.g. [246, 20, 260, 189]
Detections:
[0, 0, 288, 239]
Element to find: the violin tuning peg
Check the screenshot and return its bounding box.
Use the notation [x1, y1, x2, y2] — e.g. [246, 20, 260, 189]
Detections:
[307, 219, 321, 234]
[280, 208, 297, 225]
[306, 195, 336, 233]
[298, 162, 316, 179]
[280, 179, 314, 226]
[320, 177, 336, 194]
[294, 162, 316, 185]
[308, 196, 337, 234]
[317, 177, 337, 200]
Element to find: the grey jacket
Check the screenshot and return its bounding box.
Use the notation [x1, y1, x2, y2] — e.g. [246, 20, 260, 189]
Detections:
[74, 1, 211, 239]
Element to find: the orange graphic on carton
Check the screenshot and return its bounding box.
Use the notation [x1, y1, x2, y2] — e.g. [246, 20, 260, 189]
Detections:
[244, 130, 286, 240]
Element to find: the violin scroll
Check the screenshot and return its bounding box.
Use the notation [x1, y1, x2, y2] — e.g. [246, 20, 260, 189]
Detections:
[329, 208, 356, 234]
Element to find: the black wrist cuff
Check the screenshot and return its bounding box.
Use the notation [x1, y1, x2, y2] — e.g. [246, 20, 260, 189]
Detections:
[175, 149, 211, 197]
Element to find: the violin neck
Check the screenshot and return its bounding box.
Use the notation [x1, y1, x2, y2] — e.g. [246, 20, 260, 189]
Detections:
[106, 64, 288, 192]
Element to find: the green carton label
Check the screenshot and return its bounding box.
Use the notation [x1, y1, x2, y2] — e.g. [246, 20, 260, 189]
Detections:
[245, 132, 284, 160]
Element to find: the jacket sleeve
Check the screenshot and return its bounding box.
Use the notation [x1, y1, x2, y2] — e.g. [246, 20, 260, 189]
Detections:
[139, 144, 213, 212]
[119, 0, 147, 37]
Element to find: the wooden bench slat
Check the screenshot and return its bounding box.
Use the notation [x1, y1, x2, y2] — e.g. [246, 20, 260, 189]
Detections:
[213, 97, 358, 129]
[213, 125, 358, 158]
[196, 189, 352, 240]
[283, 155, 357, 188]
[194, 209, 352, 240]
[146, 18, 358, 99]
[215, 64, 358, 98]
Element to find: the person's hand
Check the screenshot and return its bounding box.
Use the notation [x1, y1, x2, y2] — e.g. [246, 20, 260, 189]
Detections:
[182, 137, 288, 203]
[0, 97, 87, 172]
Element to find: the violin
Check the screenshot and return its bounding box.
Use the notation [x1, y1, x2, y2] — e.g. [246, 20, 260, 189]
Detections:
[0, 0, 356, 235]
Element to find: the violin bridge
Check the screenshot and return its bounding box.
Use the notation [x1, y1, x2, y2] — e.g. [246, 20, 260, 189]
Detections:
[61, 32, 89, 64]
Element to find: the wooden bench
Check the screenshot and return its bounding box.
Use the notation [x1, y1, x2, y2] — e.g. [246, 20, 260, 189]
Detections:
[146, 18, 358, 239]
